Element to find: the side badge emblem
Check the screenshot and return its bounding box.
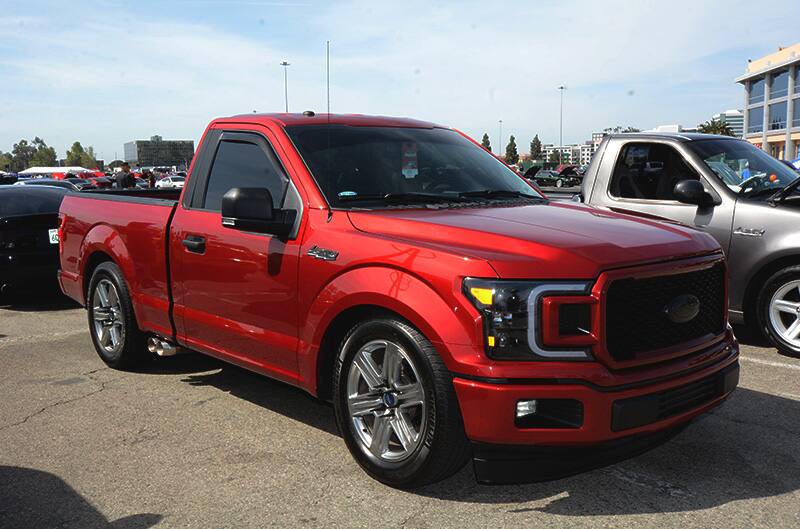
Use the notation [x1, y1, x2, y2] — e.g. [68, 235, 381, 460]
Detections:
[307, 245, 339, 262]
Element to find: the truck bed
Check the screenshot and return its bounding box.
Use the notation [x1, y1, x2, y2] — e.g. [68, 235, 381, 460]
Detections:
[58, 188, 181, 338]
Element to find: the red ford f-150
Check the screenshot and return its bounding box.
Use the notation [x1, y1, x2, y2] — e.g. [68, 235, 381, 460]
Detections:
[58, 113, 739, 487]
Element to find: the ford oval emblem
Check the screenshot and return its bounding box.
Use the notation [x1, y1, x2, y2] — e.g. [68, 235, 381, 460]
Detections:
[664, 294, 701, 324]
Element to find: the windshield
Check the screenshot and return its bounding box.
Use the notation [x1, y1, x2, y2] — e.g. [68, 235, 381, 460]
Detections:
[285, 125, 538, 208]
[689, 138, 799, 197]
[171, 176, 185, 182]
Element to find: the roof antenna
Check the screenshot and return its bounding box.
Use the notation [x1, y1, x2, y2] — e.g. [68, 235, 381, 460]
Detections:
[326, 40, 331, 117]
[325, 39, 333, 221]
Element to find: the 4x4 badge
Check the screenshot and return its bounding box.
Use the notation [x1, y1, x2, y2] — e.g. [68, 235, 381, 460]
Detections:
[307, 245, 339, 261]
[733, 227, 765, 237]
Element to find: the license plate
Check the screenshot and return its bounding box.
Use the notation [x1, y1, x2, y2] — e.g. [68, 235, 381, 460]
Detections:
[49, 229, 59, 244]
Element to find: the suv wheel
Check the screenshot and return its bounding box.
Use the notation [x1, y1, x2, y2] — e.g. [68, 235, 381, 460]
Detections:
[333, 318, 470, 488]
[758, 265, 800, 357]
[87, 262, 149, 369]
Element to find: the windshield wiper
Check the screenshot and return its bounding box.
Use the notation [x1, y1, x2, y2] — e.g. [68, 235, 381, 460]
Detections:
[337, 192, 471, 205]
[457, 189, 542, 200]
[769, 175, 800, 204]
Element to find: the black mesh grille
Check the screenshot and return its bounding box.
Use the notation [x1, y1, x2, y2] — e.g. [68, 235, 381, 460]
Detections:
[605, 262, 725, 361]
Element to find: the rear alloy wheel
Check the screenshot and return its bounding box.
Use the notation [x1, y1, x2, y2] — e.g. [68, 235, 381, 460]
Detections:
[333, 318, 470, 488]
[87, 262, 149, 369]
[758, 266, 800, 357]
[92, 279, 124, 355]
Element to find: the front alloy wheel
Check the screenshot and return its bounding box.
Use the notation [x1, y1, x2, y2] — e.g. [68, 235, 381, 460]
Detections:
[768, 280, 800, 349]
[346, 339, 426, 463]
[758, 265, 800, 357]
[333, 318, 470, 488]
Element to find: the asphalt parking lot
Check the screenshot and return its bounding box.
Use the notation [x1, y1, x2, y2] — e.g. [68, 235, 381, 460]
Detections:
[1, 293, 799, 529]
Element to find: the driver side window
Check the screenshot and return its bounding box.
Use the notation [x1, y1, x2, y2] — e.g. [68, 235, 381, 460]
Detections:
[610, 143, 699, 201]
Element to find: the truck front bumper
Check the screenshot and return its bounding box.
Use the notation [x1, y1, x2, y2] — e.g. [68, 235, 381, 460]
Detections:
[452, 339, 739, 484]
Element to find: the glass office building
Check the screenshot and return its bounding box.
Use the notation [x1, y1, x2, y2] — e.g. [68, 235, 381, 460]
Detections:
[737, 44, 800, 160]
[124, 135, 195, 169]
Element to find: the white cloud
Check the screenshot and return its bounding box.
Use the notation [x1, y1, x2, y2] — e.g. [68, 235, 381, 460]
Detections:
[0, 0, 798, 160]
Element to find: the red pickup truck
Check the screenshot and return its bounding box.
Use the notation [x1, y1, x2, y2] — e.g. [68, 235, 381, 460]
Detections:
[59, 113, 739, 487]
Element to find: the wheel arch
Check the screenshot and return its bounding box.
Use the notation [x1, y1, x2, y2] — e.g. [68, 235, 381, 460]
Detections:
[743, 253, 800, 326]
[82, 250, 116, 299]
[302, 266, 479, 400]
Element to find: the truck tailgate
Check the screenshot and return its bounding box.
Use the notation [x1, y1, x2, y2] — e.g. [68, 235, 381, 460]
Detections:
[59, 193, 178, 339]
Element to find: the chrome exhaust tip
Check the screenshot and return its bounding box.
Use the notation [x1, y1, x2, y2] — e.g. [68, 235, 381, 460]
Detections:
[147, 336, 179, 356]
[158, 341, 177, 357]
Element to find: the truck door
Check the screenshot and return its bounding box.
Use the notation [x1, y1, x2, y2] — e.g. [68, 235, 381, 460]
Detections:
[170, 128, 303, 383]
[598, 141, 733, 253]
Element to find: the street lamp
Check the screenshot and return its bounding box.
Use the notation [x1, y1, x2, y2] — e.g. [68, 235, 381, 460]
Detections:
[280, 60, 291, 113]
[498, 119, 503, 154]
[557, 85, 566, 148]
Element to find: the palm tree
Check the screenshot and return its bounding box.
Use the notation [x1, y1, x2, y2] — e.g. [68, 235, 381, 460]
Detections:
[698, 119, 734, 137]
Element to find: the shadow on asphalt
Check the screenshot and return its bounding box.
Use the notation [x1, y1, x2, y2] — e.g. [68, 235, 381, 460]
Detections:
[181, 361, 339, 436]
[127, 353, 223, 376]
[0, 287, 80, 312]
[416, 387, 800, 514]
[176, 361, 800, 514]
[0, 466, 161, 529]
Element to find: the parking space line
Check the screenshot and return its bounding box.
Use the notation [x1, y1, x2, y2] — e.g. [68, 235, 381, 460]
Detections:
[740, 355, 800, 371]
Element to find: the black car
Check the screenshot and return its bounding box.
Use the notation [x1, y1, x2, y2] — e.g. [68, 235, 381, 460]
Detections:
[14, 178, 82, 191]
[64, 177, 98, 190]
[0, 186, 68, 296]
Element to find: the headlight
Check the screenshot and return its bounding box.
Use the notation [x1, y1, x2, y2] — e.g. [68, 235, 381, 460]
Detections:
[463, 278, 596, 360]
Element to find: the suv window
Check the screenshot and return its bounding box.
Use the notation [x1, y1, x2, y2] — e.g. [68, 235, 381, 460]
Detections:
[203, 138, 287, 211]
[610, 143, 699, 200]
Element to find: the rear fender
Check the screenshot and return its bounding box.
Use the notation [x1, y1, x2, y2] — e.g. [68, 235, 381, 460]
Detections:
[78, 224, 152, 327]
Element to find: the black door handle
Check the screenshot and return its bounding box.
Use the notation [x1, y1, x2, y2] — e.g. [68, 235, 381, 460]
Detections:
[182, 235, 206, 253]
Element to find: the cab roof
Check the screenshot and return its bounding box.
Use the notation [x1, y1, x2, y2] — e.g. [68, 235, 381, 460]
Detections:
[220, 112, 441, 129]
[608, 132, 741, 142]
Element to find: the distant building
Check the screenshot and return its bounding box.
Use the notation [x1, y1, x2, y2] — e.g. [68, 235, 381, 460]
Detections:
[736, 43, 800, 159]
[712, 109, 744, 138]
[124, 135, 194, 169]
[542, 144, 575, 164]
[646, 124, 700, 134]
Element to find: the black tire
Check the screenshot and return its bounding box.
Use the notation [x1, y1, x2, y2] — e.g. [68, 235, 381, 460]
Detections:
[86, 261, 149, 369]
[757, 265, 800, 358]
[333, 318, 471, 488]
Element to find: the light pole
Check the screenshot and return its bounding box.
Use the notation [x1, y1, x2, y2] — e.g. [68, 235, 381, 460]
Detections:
[557, 85, 566, 148]
[280, 60, 291, 112]
[498, 119, 503, 154]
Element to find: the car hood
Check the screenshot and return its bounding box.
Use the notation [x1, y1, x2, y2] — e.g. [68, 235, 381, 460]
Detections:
[347, 202, 720, 279]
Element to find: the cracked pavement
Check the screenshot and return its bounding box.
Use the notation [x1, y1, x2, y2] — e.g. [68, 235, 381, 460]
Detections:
[1, 293, 799, 529]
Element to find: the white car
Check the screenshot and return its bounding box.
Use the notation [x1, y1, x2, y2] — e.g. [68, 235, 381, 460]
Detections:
[155, 176, 186, 189]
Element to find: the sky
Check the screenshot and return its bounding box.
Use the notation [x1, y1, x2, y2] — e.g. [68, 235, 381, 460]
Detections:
[1, 0, 799, 162]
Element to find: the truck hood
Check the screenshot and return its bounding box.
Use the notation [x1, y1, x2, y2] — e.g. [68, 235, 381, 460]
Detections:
[347, 202, 720, 279]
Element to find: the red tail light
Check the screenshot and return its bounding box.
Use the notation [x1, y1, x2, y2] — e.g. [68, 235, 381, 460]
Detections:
[58, 215, 65, 255]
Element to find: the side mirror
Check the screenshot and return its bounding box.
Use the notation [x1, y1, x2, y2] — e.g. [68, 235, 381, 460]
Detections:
[221, 187, 296, 238]
[673, 179, 715, 207]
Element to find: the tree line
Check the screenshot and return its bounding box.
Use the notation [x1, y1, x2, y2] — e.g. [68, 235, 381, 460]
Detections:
[480, 125, 663, 165]
[0, 138, 99, 173]
[480, 132, 562, 164]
